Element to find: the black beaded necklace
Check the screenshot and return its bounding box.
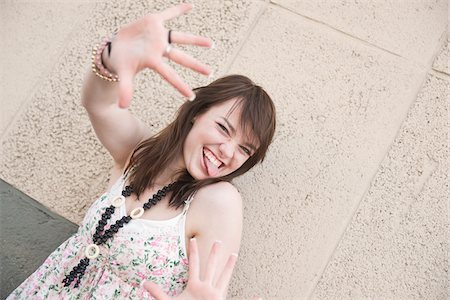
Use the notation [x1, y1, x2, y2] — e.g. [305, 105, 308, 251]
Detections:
[62, 182, 176, 288]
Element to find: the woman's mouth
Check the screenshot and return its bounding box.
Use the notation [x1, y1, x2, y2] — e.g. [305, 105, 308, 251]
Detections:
[202, 147, 223, 177]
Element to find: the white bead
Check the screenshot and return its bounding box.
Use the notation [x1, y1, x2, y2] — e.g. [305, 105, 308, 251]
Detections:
[130, 207, 144, 219]
[111, 195, 125, 208]
[85, 244, 100, 259]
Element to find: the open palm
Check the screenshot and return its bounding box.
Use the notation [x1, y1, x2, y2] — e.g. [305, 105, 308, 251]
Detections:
[107, 3, 212, 108]
[143, 239, 237, 300]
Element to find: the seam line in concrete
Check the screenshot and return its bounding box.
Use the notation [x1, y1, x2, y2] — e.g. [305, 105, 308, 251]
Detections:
[222, 0, 270, 74]
[306, 66, 432, 300]
[268, 1, 428, 70]
[430, 69, 450, 80]
[427, 29, 448, 67]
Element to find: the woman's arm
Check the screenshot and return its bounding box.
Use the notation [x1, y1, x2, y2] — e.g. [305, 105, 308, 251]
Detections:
[186, 182, 244, 298]
[81, 3, 212, 168]
[145, 183, 244, 299]
[81, 69, 152, 168]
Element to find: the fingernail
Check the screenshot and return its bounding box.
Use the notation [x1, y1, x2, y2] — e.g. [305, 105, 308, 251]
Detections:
[210, 42, 215, 49]
[208, 72, 214, 79]
[215, 240, 223, 245]
[140, 280, 146, 288]
[188, 94, 196, 101]
[190, 237, 196, 242]
[231, 252, 238, 258]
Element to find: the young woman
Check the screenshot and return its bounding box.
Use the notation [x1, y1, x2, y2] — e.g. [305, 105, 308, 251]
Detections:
[7, 3, 275, 299]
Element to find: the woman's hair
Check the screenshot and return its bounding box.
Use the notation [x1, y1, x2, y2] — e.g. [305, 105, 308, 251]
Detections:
[124, 74, 276, 208]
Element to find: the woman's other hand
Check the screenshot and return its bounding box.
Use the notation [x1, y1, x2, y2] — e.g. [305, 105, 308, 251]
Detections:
[108, 3, 213, 108]
[143, 238, 238, 300]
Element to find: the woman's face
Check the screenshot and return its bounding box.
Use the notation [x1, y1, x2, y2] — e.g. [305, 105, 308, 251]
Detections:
[182, 99, 258, 180]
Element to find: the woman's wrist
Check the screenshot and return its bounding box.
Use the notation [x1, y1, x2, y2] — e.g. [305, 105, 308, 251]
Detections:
[91, 34, 119, 82]
[101, 38, 118, 74]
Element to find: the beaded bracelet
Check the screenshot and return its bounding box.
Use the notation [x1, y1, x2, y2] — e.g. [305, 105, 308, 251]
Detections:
[91, 33, 119, 82]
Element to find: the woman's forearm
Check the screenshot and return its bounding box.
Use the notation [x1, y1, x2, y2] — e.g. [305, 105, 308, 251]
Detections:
[80, 42, 150, 167]
[81, 49, 120, 114]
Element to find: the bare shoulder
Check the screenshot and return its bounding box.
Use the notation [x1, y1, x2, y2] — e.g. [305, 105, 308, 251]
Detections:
[187, 181, 243, 236]
[186, 181, 244, 277]
[192, 181, 243, 212]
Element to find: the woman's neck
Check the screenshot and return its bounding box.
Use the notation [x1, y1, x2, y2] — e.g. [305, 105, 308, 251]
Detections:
[153, 155, 185, 186]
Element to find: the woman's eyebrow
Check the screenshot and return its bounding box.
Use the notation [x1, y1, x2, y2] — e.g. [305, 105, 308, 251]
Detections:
[220, 117, 257, 151]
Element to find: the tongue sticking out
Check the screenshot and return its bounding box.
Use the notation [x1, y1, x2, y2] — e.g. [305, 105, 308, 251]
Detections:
[205, 155, 220, 177]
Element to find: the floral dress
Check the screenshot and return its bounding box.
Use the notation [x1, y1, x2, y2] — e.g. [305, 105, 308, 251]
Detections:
[7, 174, 193, 299]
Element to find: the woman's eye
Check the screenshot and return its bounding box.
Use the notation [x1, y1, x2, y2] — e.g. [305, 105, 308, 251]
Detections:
[217, 123, 229, 134]
[241, 146, 251, 156]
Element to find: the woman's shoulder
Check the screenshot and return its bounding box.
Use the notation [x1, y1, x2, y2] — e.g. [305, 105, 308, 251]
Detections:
[190, 181, 243, 217]
[197, 181, 239, 195]
[196, 181, 241, 203]
[186, 181, 243, 238]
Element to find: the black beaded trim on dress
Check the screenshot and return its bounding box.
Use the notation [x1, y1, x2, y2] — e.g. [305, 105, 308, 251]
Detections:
[62, 182, 176, 288]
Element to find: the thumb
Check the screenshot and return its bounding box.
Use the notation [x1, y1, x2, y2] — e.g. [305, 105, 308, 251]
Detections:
[118, 69, 134, 109]
[142, 281, 171, 300]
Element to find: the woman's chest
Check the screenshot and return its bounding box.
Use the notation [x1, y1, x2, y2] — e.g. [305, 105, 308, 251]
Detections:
[79, 185, 196, 259]
[103, 230, 189, 286]
[124, 196, 183, 221]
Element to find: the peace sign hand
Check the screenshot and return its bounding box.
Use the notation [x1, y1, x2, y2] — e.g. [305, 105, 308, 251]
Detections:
[106, 3, 213, 108]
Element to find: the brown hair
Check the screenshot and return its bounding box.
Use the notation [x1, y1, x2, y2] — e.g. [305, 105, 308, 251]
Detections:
[125, 74, 276, 208]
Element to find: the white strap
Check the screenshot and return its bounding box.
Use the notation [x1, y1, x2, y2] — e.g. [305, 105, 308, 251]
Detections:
[182, 193, 195, 215]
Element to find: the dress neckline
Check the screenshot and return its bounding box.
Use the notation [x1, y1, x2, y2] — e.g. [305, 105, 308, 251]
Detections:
[118, 174, 185, 225]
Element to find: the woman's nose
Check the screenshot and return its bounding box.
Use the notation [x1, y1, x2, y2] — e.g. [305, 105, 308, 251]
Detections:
[219, 141, 235, 160]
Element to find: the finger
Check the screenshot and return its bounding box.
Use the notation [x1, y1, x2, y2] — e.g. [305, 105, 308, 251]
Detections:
[170, 31, 213, 48]
[168, 48, 211, 75]
[117, 69, 134, 108]
[143, 281, 171, 300]
[204, 240, 221, 282]
[154, 62, 194, 99]
[216, 253, 238, 291]
[159, 3, 193, 21]
[188, 238, 200, 280]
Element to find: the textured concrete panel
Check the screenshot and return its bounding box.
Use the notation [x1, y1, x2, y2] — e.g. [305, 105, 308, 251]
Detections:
[1, 0, 446, 299]
[0, 2, 91, 134]
[310, 74, 449, 299]
[228, 5, 425, 299]
[0, 0, 263, 225]
[433, 40, 450, 75]
[0, 179, 78, 298]
[271, 0, 447, 66]
[0, 1, 267, 298]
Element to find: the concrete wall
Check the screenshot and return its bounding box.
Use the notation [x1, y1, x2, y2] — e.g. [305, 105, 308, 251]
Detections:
[1, 0, 448, 299]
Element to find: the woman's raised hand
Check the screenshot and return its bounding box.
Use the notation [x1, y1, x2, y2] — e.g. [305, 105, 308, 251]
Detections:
[107, 3, 213, 108]
[143, 238, 238, 300]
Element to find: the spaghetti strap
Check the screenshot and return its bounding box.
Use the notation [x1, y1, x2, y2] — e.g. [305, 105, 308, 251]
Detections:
[182, 192, 195, 215]
[123, 165, 136, 181]
[109, 173, 126, 194]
